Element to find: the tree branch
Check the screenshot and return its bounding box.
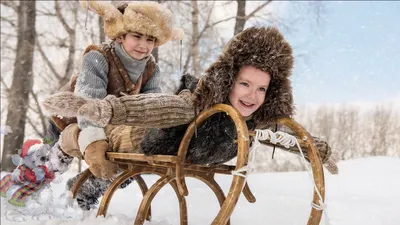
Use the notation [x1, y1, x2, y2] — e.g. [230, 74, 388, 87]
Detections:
[0, 1, 18, 13]
[206, 0, 273, 30]
[245, 0, 273, 20]
[194, 1, 215, 46]
[0, 79, 11, 93]
[36, 8, 56, 17]
[54, 0, 73, 34]
[208, 16, 237, 29]
[1, 45, 16, 53]
[30, 90, 48, 135]
[1, 16, 17, 27]
[36, 37, 62, 79]
[26, 115, 45, 138]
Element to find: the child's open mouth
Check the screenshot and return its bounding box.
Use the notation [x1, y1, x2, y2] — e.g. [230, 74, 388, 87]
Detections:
[239, 100, 254, 108]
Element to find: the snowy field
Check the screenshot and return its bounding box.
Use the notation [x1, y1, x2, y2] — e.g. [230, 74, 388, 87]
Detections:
[1, 156, 399, 225]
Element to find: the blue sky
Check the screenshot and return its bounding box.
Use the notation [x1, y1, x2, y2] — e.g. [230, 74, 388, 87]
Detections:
[280, 1, 400, 105]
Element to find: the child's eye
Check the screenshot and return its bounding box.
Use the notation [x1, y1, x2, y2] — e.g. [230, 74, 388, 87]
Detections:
[259, 87, 267, 92]
[133, 35, 141, 39]
[240, 82, 249, 87]
[147, 38, 155, 42]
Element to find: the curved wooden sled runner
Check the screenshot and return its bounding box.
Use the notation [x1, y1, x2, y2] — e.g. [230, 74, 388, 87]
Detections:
[70, 104, 325, 225]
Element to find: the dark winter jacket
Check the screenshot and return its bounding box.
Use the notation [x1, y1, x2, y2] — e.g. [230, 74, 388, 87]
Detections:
[141, 75, 255, 164]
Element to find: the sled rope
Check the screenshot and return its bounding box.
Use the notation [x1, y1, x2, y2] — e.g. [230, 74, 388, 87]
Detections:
[232, 129, 333, 224]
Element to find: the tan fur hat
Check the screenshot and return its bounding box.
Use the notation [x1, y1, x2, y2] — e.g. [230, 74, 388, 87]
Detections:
[80, 1, 184, 46]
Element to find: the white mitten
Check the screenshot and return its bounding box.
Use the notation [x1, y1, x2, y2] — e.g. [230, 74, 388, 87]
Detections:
[12, 169, 22, 183]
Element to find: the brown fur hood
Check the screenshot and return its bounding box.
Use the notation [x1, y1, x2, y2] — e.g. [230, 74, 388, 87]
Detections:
[193, 26, 295, 127]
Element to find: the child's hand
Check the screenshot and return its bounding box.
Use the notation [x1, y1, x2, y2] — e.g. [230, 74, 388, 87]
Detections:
[41, 92, 112, 127]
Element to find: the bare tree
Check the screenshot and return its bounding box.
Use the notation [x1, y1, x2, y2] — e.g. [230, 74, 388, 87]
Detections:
[190, 0, 201, 77]
[2, 0, 36, 172]
[233, 1, 274, 35]
[370, 105, 393, 156]
[98, 16, 105, 44]
[175, 0, 275, 78]
[35, 0, 79, 90]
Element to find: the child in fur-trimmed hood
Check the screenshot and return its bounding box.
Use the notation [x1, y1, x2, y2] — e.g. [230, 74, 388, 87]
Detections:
[43, 26, 337, 209]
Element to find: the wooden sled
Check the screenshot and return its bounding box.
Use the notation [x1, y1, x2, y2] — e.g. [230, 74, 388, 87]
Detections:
[70, 104, 325, 225]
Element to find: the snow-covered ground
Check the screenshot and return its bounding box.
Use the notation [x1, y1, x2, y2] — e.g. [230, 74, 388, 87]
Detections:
[1, 156, 399, 225]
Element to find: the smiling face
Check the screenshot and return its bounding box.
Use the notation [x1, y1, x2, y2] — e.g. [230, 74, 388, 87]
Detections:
[228, 66, 271, 117]
[117, 32, 156, 60]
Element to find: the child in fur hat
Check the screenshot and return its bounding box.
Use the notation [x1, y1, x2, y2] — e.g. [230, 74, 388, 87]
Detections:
[51, 1, 184, 180]
[43, 26, 337, 209]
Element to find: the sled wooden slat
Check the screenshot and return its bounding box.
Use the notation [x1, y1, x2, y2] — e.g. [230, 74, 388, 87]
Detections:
[71, 104, 325, 225]
[107, 152, 178, 163]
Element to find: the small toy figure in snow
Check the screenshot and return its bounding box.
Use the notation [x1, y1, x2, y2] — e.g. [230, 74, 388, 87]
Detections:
[0, 139, 55, 207]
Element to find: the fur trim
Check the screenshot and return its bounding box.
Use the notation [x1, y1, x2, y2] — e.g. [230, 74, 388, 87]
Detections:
[80, 1, 124, 39]
[193, 26, 294, 127]
[78, 127, 107, 153]
[176, 73, 199, 94]
[80, 1, 184, 45]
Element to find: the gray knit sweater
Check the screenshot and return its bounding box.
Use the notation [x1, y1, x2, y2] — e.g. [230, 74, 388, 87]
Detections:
[73, 42, 161, 151]
[74, 41, 161, 130]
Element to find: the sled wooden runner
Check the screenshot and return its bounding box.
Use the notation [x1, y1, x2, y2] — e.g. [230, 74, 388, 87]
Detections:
[70, 104, 325, 225]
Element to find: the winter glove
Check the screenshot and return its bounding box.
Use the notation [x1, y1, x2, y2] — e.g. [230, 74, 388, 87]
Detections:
[59, 124, 83, 159]
[83, 140, 119, 180]
[311, 137, 339, 174]
[42, 92, 115, 127]
[42, 91, 195, 128]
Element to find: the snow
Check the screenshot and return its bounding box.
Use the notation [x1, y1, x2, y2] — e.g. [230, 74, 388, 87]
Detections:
[1, 156, 399, 225]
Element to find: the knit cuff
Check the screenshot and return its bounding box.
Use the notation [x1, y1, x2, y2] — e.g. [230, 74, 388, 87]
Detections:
[105, 95, 127, 125]
[78, 127, 107, 153]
